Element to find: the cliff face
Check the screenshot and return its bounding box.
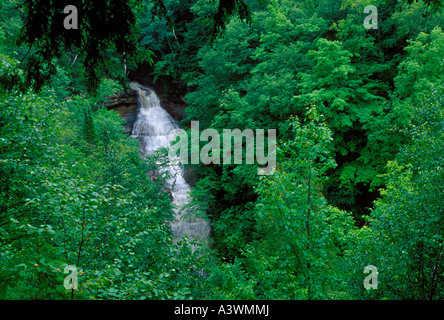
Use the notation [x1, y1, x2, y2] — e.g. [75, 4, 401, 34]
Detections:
[104, 90, 139, 134]
[129, 74, 188, 122]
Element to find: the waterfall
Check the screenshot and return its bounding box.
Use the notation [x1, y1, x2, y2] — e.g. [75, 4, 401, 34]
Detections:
[130, 82, 211, 245]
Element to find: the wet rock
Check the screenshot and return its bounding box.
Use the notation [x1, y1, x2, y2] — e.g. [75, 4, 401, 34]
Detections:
[104, 90, 139, 134]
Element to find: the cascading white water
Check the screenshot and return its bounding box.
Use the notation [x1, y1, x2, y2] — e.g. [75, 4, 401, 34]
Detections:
[130, 82, 210, 245]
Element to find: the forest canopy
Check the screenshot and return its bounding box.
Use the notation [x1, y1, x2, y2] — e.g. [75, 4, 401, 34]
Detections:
[1, 0, 444, 301]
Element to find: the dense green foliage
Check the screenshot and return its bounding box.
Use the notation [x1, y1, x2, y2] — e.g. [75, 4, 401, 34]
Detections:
[1, 0, 444, 300]
[0, 69, 208, 299]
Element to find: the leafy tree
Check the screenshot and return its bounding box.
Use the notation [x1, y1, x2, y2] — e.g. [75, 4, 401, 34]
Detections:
[244, 112, 355, 299]
[399, 0, 444, 11]
[293, 37, 389, 219]
[0, 53, 206, 300]
[13, 0, 253, 92]
[184, 0, 329, 259]
[347, 89, 444, 300]
[17, 0, 140, 91]
[393, 26, 444, 111]
[2, 0, 444, 301]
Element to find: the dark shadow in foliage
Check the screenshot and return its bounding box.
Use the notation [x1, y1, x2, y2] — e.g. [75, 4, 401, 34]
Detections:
[17, 0, 253, 92]
[18, 0, 137, 93]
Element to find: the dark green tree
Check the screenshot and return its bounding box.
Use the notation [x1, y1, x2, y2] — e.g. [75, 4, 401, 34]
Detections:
[16, 0, 252, 92]
[347, 89, 444, 300]
[245, 112, 355, 299]
[18, 0, 140, 92]
[83, 105, 96, 145]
